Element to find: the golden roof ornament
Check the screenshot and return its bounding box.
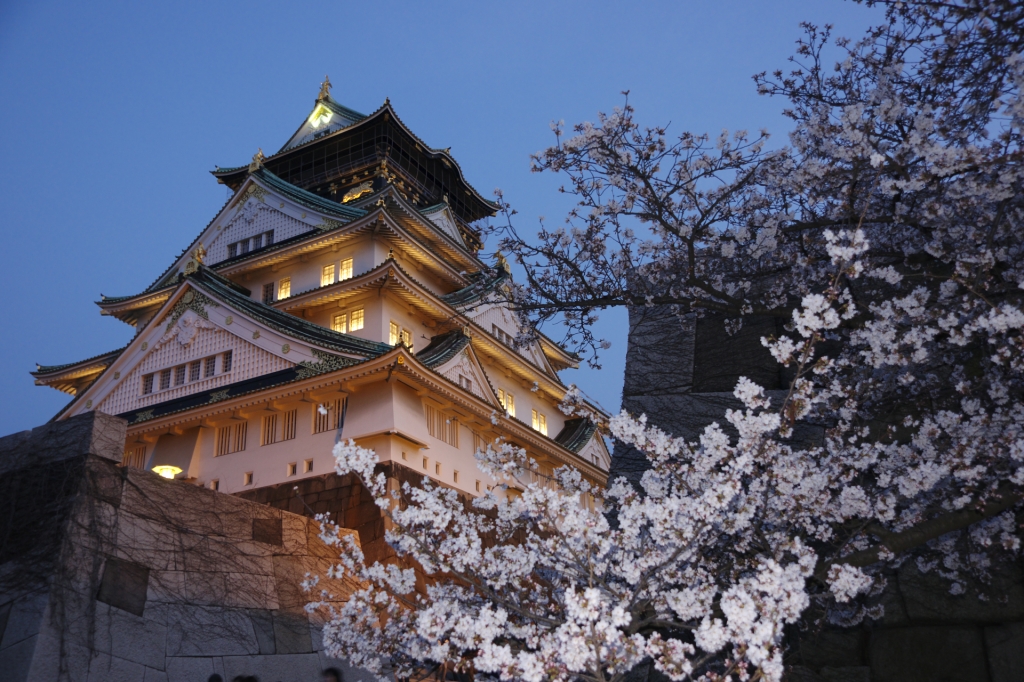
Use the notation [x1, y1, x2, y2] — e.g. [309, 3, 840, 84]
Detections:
[193, 242, 206, 264]
[318, 75, 332, 100]
[495, 251, 511, 273]
[248, 148, 265, 173]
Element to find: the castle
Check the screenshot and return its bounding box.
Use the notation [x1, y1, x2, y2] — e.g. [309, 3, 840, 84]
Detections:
[32, 77, 609, 500]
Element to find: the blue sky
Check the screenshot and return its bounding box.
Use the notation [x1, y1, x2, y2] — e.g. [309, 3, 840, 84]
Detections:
[0, 0, 881, 435]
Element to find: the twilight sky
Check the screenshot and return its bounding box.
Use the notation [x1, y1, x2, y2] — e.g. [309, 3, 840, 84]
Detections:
[0, 0, 881, 436]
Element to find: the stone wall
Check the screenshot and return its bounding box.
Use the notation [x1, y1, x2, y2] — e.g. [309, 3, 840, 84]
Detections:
[0, 413, 372, 682]
[618, 306, 1024, 682]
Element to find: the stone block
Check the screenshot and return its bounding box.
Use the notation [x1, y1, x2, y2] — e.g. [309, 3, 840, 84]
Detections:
[68, 602, 167, 671]
[114, 512, 185, 571]
[98, 558, 150, 617]
[784, 667, 823, 682]
[221, 652, 322, 682]
[869, 625, 988, 682]
[985, 621, 1024, 682]
[165, 655, 216, 682]
[86, 651, 147, 682]
[0, 633, 37, 682]
[282, 514, 309, 555]
[273, 611, 312, 654]
[0, 411, 127, 475]
[898, 562, 1024, 623]
[0, 592, 48, 650]
[221, 572, 278, 610]
[318, 652, 380, 682]
[253, 517, 283, 546]
[143, 667, 168, 682]
[796, 629, 865, 669]
[154, 604, 259, 657]
[820, 668, 871, 682]
[250, 609, 276, 655]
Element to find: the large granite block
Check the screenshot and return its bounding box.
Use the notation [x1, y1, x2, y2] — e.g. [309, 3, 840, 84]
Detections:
[97, 558, 150, 617]
[869, 625, 988, 682]
[221, 652, 322, 682]
[898, 562, 1024, 623]
[86, 651, 146, 682]
[985, 621, 1024, 682]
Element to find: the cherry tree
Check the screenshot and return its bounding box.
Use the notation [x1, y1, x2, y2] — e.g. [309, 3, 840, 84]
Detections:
[313, 2, 1024, 680]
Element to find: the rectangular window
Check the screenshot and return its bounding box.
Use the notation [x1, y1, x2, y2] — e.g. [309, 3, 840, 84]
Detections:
[222, 350, 233, 373]
[252, 233, 263, 250]
[262, 283, 275, 304]
[189, 361, 201, 382]
[532, 410, 548, 436]
[322, 264, 336, 287]
[228, 243, 238, 259]
[475, 480, 481, 493]
[122, 446, 146, 469]
[459, 375, 472, 390]
[261, 414, 278, 446]
[265, 230, 274, 246]
[350, 308, 364, 331]
[402, 328, 413, 348]
[210, 479, 219, 491]
[390, 321, 400, 346]
[313, 398, 344, 434]
[142, 374, 154, 395]
[278, 278, 291, 299]
[497, 390, 515, 417]
[304, 459, 314, 473]
[282, 409, 297, 440]
[204, 356, 217, 378]
[240, 239, 250, 255]
[473, 432, 486, 453]
[159, 369, 171, 391]
[340, 258, 353, 281]
[424, 403, 459, 447]
[401, 451, 407, 461]
[435, 462, 441, 476]
[332, 313, 347, 333]
[243, 471, 253, 486]
[453, 470, 459, 483]
[423, 456, 429, 470]
[287, 462, 297, 476]
[174, 365, 186, 386]
[216, 422, 247, 456]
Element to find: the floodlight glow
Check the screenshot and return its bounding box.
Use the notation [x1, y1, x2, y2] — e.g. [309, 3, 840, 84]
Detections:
[152, 465, 182, 480]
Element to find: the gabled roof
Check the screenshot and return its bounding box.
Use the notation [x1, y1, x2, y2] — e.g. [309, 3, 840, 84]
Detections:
[416, 330, 472, 368]
[251, 167, 366, 221]
[32, 346, 127, 395]
[442, 269, 510, 307]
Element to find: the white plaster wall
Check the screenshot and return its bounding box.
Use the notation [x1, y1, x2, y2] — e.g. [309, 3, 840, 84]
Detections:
[209, 202, 315, 265]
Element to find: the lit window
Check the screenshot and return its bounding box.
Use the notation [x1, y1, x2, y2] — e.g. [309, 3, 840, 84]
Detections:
[340, 258, 353, 280]
[322, 264, 335, 287]
[189, 361, 201, 382]
[532, 410, 548, 436]
[222, 350, 233, 373]
[497, 390, 515, 417]
[402, 328, 413, 348]
[262, 283, 274, 304]
[142, 374, 154, 395]
[243, 471, 253, 486]
[350, 308, 364, 331]
[332, 313, 347, 333]
[174, 365, 186, 386]
[304, 459, 313, 473]
[159, 369, 171, 391]
[390, 321, 400, 346]
[278, 278, 291, 299]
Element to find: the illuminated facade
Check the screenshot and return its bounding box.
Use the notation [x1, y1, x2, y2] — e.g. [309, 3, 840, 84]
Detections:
[33, 79, 610, 498]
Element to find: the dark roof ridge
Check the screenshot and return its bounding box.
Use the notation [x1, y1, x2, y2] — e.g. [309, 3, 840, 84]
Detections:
[33, 346, 127, 377]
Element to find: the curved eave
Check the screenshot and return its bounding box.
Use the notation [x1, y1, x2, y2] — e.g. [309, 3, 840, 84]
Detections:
[375, 188, 483, 273]
[538, 333, 580, 371]
[33, 347, 126, 395]
[97, 287, 174, 323]
[212, 101, 498, 220]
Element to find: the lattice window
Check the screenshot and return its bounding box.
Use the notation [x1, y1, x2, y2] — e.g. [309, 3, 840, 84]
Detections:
[174, 365, 186, 386]
[279, 278, 291, 299]
[459, 374, 472, 390]
[532, 410, 548, 436]
[350, 308, 364, 331]
[228, 243, 238, 259]
[240, 238, 250, 254]
[252, 233, 263, 249]
[265, 230, 274, 245]
[204, 356, 217, 378]
[216, 422, 247, 456]
[223, 350, 233, 372]
[122, 446, 146, 470]
[262, 283, 274, 304]
[159, 369, 171, 391]
[340, 258, 353, 280]
[189, 361, 201, 382]
[322, 264, 336, 287]
[262, 414, 278, 446]
[498, 389, 515, 417]
[473, 431, 487, 453]
[332, 313, 347, 333]
[142, 374, 154, 395]
[424, 403, 459, 447]
[314, 398, 344, 434]
[282, 409, 297, 440]
[390, 321, 400, 346]
[402, 328, 412, 348]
